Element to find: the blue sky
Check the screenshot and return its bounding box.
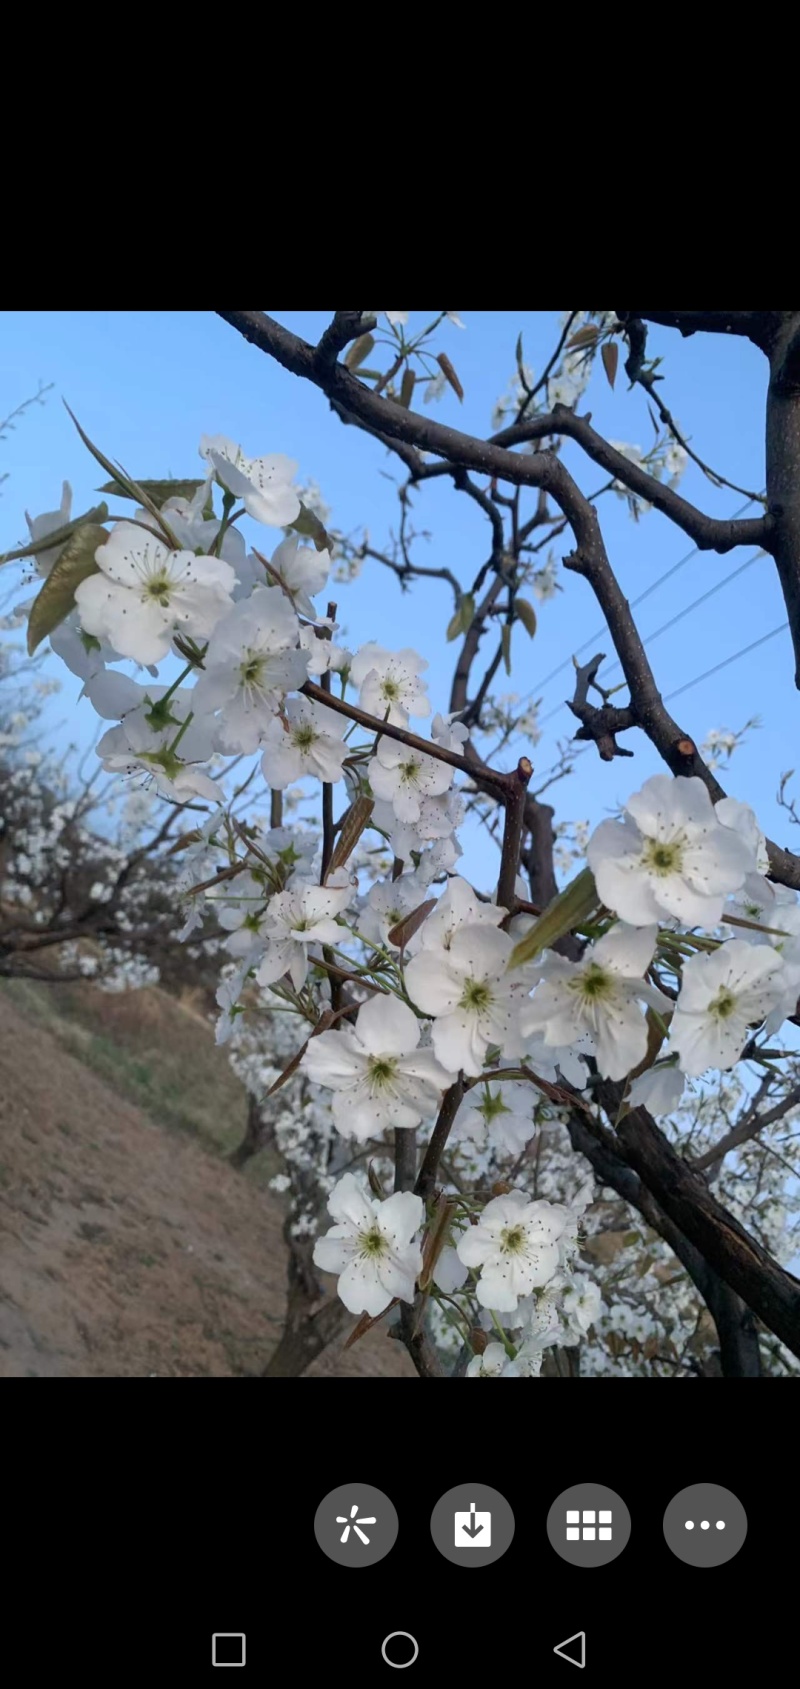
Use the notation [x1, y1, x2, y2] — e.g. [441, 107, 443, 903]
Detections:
[1, 310, 795, 886]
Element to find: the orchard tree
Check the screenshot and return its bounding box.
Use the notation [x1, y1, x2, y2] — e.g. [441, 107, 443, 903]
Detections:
[6, 308, 800, 1380]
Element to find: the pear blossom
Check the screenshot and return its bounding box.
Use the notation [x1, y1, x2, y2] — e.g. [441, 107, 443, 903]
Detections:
[200, 435, 300, 527]
[74, 523, 236, 665]
[453, 1081, 535, 1156]
[211, 872, 271, 957]
[369, 737, 453, 823]
[456, 1190, 570, 1312]
[350, 643, 430, 726]
[259, 533, 331, 618]
[49, 615, 115, 683]
[432, 1238, 469, 1293]
[516, 1028, 591, 1090]
[260, 695, 349, 788]
[191, 589, 307, 752]
[360, 873, 430, 950]
[725, 872, 800, 946]
[301, 993, 455, 1140]
[384, 311, 409, 327]
[521, 924, 669, 1082]
[466, 1342, 517, 1377]
[628, 1062, 685, 1115]
[418, 875, 504, 953]
[255, 874, 352, 992]
[404, 924, 525, 1076]
[587, 775, 753, 928]
[431, 711, 469, 752]
[669, 939, 786, 1076]
[95, 695, 222, 803]
[562, 1273, 602, 1341]
[300, 622, 352, 676]
[312, 1173, 424, 1316]
[25, 481, 72, 576]
[715, 796, 770, 875]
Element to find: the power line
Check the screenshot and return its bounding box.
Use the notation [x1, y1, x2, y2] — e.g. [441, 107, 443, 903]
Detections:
[599, 549, 764, 684]
[664, 623, 789, 703]
[537, 617, 789, 731]
[524, 495, 757, 706]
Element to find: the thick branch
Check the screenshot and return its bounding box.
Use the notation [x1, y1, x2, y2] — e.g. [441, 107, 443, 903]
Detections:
[491, 407, 771, 555]
[496, 757, 533, 911]
[617, 310, 777, 347]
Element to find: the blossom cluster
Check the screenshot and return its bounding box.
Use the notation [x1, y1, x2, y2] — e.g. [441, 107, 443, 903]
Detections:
[21, 408, 800, 1378]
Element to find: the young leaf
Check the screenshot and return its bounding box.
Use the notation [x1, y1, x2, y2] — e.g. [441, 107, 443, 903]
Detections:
[26, 523, 108, 654]
[515, 597, 537, 638]
[508, 866, 599, 969]
[344, 332, 375, 371]
[436, 351, 464, 402]
[327, 795, 375, 875]
[566, 325, 599, 349]
[63, 404, 179, 547]
[97, 478, 205, 509]
[601, 342, 619, 390]
[387, 898, 436, 950]
[399, 367, 416, 409]
[1, 503, 108, 567]
[501, 623, 513, 675]
[290, 503, 331, 553]
[343, 1300, 399, 1350]
[446, 593, 476, 641]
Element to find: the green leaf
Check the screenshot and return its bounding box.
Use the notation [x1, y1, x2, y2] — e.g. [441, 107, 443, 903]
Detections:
[601, 342, 619, 390]
[515, 597, 537, 638]
[27, 523, 108, 654]
[508, 867, 600, 970]
[446, 592, 476, 641]
[290, 503, 331, 553]
[344, 332, 375, 371]
[64, 403, 179, 547]
[1, 503, 108, 567]
[97, 477, 205, 510]
[501, 623, 512, 674]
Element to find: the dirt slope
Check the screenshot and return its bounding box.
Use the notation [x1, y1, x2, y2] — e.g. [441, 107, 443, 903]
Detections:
[0, 992, 414, 1379]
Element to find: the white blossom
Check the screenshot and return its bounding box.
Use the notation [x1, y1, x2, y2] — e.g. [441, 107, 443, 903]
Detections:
[255, 874, 352, 992]
[191, 589, 307, 752]
[260, 695, 348, 788]
[301, 993, 454, 1140]
[521, 924, 669, 1082]
[453, 1080, 535, 1156]
[260, 533, 331, 618]
[628, 1062, 685, 1115]
[669, 939, 786, 1076]
[457, 1190, 570, 1312]
[25, 481, 72, 576]
[350, 643, 430, 726]
[200, 435, 300, 528]
[466, 1342, 518, 1377]
[562, 1273, 602, 1342]
[369, 737, 453, 823]
[587, 775, 753, 928]
[75, 523, 235, 665]
[405, 924, 525, 1076]
[312, 1173, 424, 1316]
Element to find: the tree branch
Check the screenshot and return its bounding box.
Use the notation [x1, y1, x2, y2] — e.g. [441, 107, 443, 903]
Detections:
[693, 1081, 800, 1173]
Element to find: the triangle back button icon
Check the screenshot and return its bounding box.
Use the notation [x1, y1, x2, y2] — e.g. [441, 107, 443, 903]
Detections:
[553, 1631, 586, 1669]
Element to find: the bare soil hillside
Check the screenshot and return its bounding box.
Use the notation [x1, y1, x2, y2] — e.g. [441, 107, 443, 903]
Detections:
[0, 986, 414, 1378]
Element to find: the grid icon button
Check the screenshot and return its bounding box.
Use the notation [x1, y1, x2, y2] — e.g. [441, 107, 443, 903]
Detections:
[566, 1508, 613, 1541]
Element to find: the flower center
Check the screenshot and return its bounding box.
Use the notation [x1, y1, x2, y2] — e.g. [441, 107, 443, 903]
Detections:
[293, 725, 318, 750]
[643, 837, 683, 875]
[359, 1226, 387, 1258]
[381, 678, 400, 701]
[145, 574, 173, 605]
[399, 759, 421, 782]
[500, 1225, 526, 1254]
[709, 988, 737, 1020]
[481, 1091, 510, 1120]
[240, 654, 265, 686]
[367, 1055, 398, 1089]
[574, 962, 613, 1001]
[460, 977, 492, 1013]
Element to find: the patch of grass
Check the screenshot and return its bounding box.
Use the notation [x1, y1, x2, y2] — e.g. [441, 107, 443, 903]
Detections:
[1, 977, 249, 1155]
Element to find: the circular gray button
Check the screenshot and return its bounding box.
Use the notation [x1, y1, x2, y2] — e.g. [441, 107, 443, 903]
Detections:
[314, 1483, 398, 1568]
[546, 1483, 631, 1567]
[430, 1484, 515, 1567]
[381, 1633, 419, 1669]
[663, 1483, 747, 1567]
